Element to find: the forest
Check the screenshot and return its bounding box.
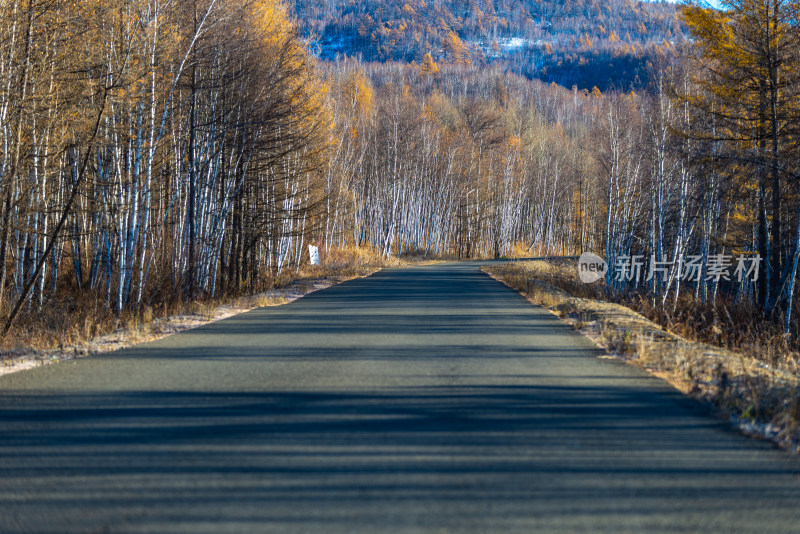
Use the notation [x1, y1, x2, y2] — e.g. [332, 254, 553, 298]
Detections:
[294, 0, 684, 90]
[0, 0, 799, 356]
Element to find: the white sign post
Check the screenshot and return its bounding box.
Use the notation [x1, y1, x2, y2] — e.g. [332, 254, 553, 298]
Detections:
[309, 245, 320, 266]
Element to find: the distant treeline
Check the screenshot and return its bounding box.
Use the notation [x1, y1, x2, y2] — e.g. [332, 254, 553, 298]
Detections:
[293, 0, 685, 91]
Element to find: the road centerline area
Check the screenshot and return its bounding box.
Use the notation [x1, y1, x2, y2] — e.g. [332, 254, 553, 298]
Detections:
[1, 263, 799, 533]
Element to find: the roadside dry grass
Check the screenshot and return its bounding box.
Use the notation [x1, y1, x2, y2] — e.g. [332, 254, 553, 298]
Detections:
[0, 245, 399, 376]
[484, 260, 800, 454]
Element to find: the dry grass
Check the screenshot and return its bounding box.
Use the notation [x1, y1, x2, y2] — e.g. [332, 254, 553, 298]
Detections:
[484, 260, 800, 454]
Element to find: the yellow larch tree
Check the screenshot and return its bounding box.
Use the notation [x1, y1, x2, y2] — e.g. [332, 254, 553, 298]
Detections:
[680, 0, 800, 316]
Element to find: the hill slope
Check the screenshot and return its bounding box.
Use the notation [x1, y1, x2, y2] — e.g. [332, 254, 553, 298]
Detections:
[291, 0, 685, 91]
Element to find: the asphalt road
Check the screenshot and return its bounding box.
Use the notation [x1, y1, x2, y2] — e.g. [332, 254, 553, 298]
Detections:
[1, 263, 799, 533]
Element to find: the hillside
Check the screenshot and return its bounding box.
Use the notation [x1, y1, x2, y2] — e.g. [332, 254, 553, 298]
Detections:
[291, 0, 685, 91]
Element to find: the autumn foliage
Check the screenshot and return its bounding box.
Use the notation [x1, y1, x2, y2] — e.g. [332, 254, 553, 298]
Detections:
[295, 0, 684, 90]
[0, 0, 331, 339]
[2, 0, 800, 350]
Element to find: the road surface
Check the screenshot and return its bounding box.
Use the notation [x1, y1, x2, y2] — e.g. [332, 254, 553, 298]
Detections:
[1, 263, 799, 533]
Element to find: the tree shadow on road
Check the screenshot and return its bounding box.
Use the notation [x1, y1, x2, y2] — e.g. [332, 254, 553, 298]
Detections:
[1, 384, 799, 533]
